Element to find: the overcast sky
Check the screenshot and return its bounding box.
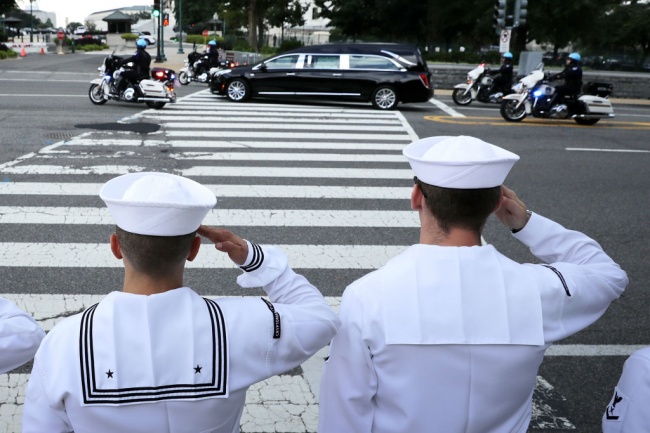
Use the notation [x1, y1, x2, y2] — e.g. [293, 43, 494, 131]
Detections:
[25, 1, 142, 26]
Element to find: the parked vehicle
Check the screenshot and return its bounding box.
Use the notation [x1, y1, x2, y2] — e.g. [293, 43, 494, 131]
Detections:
[452, 63, 511, 106]
[209, 43, 434, 110]
[88, 53, 177, 109]
[74, 25, 87, 35]
[137, 31, 156, 46]
[500, 63, 614, 125]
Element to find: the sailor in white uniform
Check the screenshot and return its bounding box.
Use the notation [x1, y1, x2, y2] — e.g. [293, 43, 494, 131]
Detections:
[22, 172, 339, 433]
[602, 346, 650, 432]
[318, 136, 628, 433]
[0, 297, 44, 374]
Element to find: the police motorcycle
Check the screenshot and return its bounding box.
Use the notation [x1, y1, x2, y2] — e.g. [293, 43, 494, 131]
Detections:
[452, 63, 511, 106]
[178, 50, 212, 85]
[500, 63, 614, 125]
[179, 42, 229, 85]
[88, 52, 177, 109]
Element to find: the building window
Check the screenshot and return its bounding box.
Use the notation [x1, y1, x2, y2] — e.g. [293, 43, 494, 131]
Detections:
[312, 7, 320, 20]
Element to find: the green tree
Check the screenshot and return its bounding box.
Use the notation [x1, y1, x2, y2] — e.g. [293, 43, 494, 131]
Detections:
[0, 0, 17, 16]
[266, 0, 305, 42]
[599, 2, 650, 63]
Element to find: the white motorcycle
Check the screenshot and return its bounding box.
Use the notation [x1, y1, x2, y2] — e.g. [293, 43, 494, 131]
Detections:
[452, 63, 511, 105]
[88, 54, 177, 109]
[500, 63, 614, 125]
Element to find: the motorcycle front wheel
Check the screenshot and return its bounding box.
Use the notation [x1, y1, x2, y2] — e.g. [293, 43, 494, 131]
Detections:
[178, 71, 190, 85]
[452, 88, 473, 106]
[88, 84, 108, 105]
[500, 100, 526, 122]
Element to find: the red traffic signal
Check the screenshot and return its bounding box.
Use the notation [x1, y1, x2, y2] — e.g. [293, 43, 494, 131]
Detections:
[163, 13, 169, 27]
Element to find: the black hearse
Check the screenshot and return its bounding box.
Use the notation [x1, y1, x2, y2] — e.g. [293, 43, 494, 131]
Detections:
[209, 43, 434, 110]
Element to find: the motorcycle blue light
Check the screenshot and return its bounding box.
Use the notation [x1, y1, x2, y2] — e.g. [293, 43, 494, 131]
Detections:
[533, 90, 543, 97]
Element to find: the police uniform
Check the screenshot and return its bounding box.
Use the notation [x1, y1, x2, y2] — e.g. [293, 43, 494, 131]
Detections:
[602, 347, 650, 432]
[0, 297, 44, 373]
[318, 136, 628, 433]
[22, 172, 340, 433]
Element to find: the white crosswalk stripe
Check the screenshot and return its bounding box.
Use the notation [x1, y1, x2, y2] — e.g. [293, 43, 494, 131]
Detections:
[0, 90, 588, 432]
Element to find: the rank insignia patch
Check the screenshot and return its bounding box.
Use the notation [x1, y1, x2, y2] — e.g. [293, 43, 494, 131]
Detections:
[604, 388, 628, 422]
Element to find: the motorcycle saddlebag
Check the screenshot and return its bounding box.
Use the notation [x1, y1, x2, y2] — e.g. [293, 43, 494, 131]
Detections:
[580, 95, 614, 114]
[139, 79, 167, 98]
[583, 81, 613, 97]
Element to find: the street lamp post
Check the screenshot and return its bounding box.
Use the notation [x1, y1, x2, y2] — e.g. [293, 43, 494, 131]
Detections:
[177, 0, 183, 54]
[29, 0, 33, 43]
[213, 12, 217, 41]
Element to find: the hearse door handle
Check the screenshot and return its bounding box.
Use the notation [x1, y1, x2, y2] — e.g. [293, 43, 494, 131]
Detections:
[332, 73, 342, 77]
[285, 72, 296, 76]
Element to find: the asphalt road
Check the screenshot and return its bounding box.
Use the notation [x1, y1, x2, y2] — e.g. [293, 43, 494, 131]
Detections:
[1, 52, 649, 432]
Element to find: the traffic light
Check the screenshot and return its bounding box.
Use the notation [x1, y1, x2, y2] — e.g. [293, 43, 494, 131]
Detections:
[493, 0, 507, 33]
[152, 0, 161, 17]
[514, 0, 528, 26]
[163, 13, 169, 27]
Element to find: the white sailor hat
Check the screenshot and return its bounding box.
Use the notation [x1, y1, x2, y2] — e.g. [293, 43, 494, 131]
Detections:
[100, 172, 216, 236]
[403, 135, 519, 189]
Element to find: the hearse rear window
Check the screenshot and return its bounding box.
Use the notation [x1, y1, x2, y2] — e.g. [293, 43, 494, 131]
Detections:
[304, 55, 340, 69]
[349, 55, 400, 71]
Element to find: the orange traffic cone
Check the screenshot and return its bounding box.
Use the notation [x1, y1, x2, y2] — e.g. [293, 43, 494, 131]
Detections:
[40, 47, 45, 55]
[20, 47, 26, 57]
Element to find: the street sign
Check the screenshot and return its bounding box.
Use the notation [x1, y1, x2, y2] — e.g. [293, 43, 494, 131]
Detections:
[57, 31, 65, 40]
[499, 29, 511, 53]
[202, 29, 209, 37]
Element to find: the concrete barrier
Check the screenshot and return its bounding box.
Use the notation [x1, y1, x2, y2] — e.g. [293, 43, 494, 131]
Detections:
[9, 42, 48, 55]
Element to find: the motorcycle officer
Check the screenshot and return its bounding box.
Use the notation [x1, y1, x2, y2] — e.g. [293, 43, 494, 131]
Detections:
[206, 40, 222, 68]
[488, 51, 514, 96]
[550, 52, 583, 106]
[114, 38, 152, 96]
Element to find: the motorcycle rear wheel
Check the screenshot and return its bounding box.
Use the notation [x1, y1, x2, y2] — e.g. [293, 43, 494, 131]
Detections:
[500, 100, 526, 122]
[178, 71, 190, 85]
[574, 118, 600, 126]
[452, 88, 473, 106]
[146, 101, 166, 109]
[88, 84, 107, 105]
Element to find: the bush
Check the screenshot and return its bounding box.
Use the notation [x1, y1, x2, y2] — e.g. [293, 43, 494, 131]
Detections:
[232, 38, 253, 52]
[278, 39, 303, 53]
[121, 33, 138, 41]
[0, 45, 18, 59]
[77, 44, 108, 52]
[186, 34, 209, 45]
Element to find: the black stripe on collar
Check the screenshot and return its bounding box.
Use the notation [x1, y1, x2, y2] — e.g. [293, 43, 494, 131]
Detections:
[79, 298, 228, 404]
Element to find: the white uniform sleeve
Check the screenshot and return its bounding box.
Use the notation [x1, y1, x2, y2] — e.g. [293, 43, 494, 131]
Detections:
[602, 348, 650, 433]
[237, 242, 340, 377]
[22, 347, 73, 432]
[0, 297, 45, 373]
[514, 213, 628, 342]
[318, 287, 377, 433]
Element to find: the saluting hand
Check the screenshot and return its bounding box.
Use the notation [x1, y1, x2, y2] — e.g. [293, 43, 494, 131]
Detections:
[495, 186, 531, 232]
[197, 226, 249, 266]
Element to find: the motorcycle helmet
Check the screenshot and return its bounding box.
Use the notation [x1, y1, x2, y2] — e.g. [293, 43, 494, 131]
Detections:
[502, 52, 513, 59]
[568, 52, 581, 62]
[136, 38, 147, 49]
[208, 40, 217, 46]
